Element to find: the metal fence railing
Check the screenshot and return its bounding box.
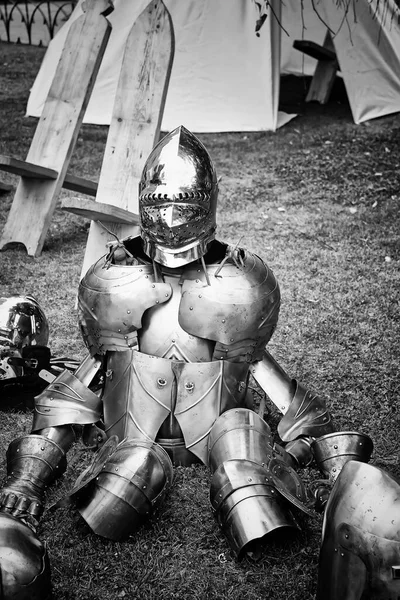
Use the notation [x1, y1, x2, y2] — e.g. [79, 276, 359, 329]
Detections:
[0, 1, 76, 46]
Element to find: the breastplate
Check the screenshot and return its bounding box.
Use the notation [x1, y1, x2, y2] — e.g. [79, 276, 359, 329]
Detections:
[138, 270, 215, 362]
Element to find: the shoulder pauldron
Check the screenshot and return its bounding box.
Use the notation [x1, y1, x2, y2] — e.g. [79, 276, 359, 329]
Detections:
[78, 257, 171, 354]
[179, 248, 280, 362]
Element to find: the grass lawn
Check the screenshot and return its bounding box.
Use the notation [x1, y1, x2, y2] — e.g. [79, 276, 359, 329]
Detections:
[0, 41, 399, 600]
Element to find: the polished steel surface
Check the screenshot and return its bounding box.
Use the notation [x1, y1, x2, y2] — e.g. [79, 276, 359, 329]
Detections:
[0, 513, 51, 600]
[250, 349, 296, 414]
[173, 360, 250, 463]
[284, 436, 314, 468]
[33, 368, 102, 431]
[79, 257, 171, 355]
[139, 269, 215, 362]
[103, 349, 174, 442]
[316, 460, 400, 600]
[277, 381, 334, 442]
[139, 125, 218, 267]
[102, 350, 250, 465]
[215, 485, 300, 558]
[208, 408, 273, 473]
[75, 440, 173, 541]
[0, 433, 69, 523]
[208, 408, 316, 557]
[0, 296, 49, 350]
[312, 431, 373, 482]
[179, 248, 280, 362]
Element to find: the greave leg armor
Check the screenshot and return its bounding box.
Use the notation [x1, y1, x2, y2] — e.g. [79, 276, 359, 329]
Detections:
[69, 438, 174, 541]
[208, 409, 315, 558]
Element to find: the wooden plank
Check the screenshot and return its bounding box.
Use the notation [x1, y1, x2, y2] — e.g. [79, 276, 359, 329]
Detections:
[0, 0, 113, 257]
[61, 197, 139, 225]
[304, 31, 339, 105]
[80, 0, 174, 278]
[0, 182, 13, 194]
[293, 40, 336, 62]
[0, 155, 58, 180]
[63, 173, 98, 196]
[306, 58, 338, 104]
[0, 156, 98, 195]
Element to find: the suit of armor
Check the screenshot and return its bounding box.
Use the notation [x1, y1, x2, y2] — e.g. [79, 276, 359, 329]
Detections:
[0, 126, 398, 600]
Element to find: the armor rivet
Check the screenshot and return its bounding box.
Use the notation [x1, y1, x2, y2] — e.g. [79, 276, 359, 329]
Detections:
[127, 310, 131, 314]
[156, 300, 160, 304]
[41, 447, 45, 451]
[196, 279, 200, 283]
[334, 548, 338, 552]
[334, 444, 338, 449]
[230, 338, 234, 342]
[332, 468, 336, 472]
[165, 294, 169, 297]
[145, 275, 149, 279]
[198, 295, 202, 299]
[172, 339, 175, 343]
[340, 553, 344, 557]
[248, 478, 252, 482]
[139, 269, 143, 272]
[345, 534, 349, 539]
[143, 485, 147, 489]
[189, 307, 193, 310]
[50, 396, 54, 401]
[124, 336, 128, 340]
[359, 442, 363, 446]
[271, 489, 275, 493]
[152, 284, 155, 288]
[197, 269, 201, 272]
[16, 449, 19, 452]
[115, 468, 119, 472]
[158, 378, 167, 387]
[118, 329, 121, 333]
[222, 319, 226, 323]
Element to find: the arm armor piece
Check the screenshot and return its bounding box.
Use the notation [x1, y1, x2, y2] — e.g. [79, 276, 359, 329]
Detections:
[311, 431, 373, 482]
[316, 460, 400, 600]
[208, 408, 316, 557]
[60, 438, 173, 541]
[251, 350, 335, 441]
[180, 250, 281, 363]
[78, 257, 171, 355]
[277, 382, 334, 442]
[0, 425, 75, 526]
[32, 368, 102, 432]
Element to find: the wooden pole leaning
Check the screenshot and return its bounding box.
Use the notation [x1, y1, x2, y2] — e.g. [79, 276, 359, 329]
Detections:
[0, 0, 113, 257]
[61, 0, 175, 281]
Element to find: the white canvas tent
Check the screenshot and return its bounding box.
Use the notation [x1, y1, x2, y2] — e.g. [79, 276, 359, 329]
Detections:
[26, 0, 400, 132]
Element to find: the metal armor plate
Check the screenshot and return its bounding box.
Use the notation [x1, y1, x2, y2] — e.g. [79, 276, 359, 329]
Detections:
[179, 249, 280, 362]
[78, 257, 172, 354]
[317, 460, 400, 600]
[102, 349, 174, 443]
[174, 360, 250, 463]
[101, 351, 250, 465]
[33, 369, 102, 431]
